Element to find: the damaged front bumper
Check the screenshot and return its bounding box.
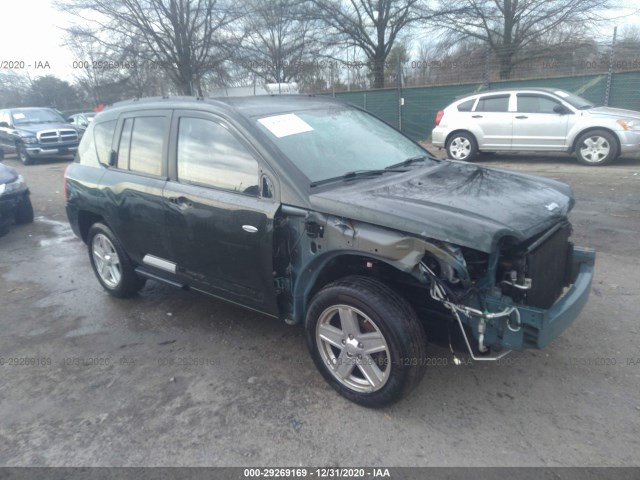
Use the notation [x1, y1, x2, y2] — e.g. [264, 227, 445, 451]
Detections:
[448, 246, 595, 355]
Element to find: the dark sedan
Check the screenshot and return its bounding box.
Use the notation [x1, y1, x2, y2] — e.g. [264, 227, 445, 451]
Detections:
[0, 162, 33, 235]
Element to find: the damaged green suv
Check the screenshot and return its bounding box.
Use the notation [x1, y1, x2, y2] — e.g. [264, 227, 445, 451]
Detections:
[64, 96, 595, 407]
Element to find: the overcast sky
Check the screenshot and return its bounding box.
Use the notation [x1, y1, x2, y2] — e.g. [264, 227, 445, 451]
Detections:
[0, 0, 76, 80]
[1, 0, 639, 83]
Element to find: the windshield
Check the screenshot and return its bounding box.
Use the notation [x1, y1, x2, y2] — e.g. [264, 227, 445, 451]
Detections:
[254, 106, 431, 183]
[11, 108, 66, 125]
[553, 90, 594, 110]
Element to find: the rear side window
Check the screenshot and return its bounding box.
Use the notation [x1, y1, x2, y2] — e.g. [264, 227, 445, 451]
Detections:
[116, 117, 165, 176]
[475, 95, 510, 112]
[457, 99, 475, 111]
[129, 117, 164, 176]
[177, 117, 259, 195]
[93, 120, 116, 164]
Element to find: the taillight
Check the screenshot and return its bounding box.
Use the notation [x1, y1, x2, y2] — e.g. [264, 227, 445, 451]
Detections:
[63, 164, 71, 201]
[435, 110, 444, 126]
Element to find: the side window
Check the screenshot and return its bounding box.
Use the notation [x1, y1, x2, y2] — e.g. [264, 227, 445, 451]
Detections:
[129, 117, 164, 176]
[177, 117, 259, 195]
[93, 120, 117, 165]
[457, 99, 475, 112]
[517, 95, 562, 114]
[475, 95, 510, 112]
[117, 118, 133, 169]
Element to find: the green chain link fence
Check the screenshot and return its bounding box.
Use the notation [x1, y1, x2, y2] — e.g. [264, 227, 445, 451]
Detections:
[324, 70, 640, 141]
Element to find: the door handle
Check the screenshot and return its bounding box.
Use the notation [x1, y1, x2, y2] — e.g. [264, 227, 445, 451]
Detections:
[515, 115, 528, 119]
[471, 115, 483, 118]
[242, 225, 258, 233]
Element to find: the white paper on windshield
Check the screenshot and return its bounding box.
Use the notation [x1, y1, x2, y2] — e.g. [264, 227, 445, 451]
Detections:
[554, 90, 569, 98]
[13, 113, 25, 119]
[257, 113, 313, 138]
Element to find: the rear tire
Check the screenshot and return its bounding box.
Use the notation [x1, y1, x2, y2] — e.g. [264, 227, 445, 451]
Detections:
[446, 132, 478, 162]
[575, 130, 618, 166]
[14, 195, 34, 224]
[87, 223, 146, 298]
[305, 275, 427, 407]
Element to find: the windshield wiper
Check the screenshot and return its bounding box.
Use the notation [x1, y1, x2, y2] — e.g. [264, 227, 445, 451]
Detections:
[385, 154, 430, 170]
[310, 168, 407, 188]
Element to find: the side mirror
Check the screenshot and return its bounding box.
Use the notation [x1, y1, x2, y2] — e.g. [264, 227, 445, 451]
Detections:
[0, 121, 9, 128]
[553, 105, 568, 115]
[108, 150, 117, 167]
[261, 175, 274, 199]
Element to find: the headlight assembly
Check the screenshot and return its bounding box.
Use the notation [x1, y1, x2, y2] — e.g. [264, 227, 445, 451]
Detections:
[617, 119, 639, 131]
[0, 175, 26, 196]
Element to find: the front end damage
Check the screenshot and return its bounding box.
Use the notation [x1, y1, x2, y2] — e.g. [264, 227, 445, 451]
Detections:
[277, 206, 595, 360]
[417, 220, 595, 359]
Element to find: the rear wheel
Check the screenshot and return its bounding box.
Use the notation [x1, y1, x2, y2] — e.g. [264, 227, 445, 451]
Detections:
[575, 130, 618, 166]
[14, 195, 34, 224]
[88, 223, 146, 297]
[305, 275, 427, 407]
[16, 143, 34, 166]
[446, 132, 478, 161]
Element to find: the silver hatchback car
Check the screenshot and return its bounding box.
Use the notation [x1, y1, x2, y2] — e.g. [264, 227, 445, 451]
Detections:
[431, 87, 640, 166]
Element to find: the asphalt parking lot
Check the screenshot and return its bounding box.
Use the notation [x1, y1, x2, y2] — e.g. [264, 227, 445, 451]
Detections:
[0, 150, 639, 467]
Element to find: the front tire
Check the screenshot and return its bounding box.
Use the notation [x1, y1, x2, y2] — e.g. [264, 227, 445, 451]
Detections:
[16, 143, 34, 166]
[575, 130, 618, 166]
[87, 223, 146, 298]
[14, 195, 34, 224]
[446, 132, 478, 161]
[305, 275, 427, 407]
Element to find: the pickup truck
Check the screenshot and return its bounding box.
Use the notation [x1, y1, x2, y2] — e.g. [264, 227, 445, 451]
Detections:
[0, 107, 81, 165]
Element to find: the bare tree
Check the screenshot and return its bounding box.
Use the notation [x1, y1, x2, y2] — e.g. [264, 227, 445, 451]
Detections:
[58, 0, 244, 95]
[310, 0, 430, 88]
[239, 0, 322, 84]
[433, 0, 615, 80]
[0, 71, 32, 108]
[28, 76, 81, 110]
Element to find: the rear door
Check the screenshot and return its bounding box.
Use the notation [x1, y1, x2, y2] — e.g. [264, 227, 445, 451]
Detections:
[163, 110, 280, 315]
[512, 93, 570, 150]
[98, 110, 173, 267]
[471, 94, 513, 150]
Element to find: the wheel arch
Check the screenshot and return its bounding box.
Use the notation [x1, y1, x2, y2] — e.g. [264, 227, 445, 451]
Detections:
[570, 126, 620, 155]
[292, 251, 425, 325]
[77, 210, 106, 243]
[445, 129, 478, 149]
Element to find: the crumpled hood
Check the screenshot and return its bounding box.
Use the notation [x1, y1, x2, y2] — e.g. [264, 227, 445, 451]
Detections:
[310, 161, 574, 253]
[0, 163, 18, 185]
